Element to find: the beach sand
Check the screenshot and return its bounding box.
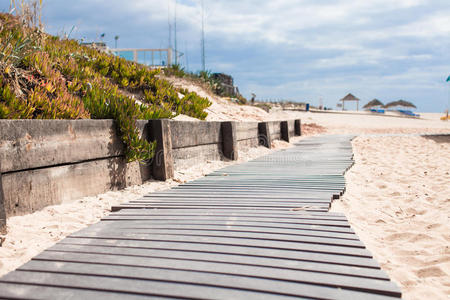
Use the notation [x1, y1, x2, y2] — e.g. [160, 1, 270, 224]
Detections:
[331, 135, 450, 300]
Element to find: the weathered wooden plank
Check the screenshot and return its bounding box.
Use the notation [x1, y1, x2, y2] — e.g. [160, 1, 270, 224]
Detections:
[59, 237, 381, 268]
[3, 157, 149, 217]
[170, 121, 222, 149]
[75, 225, 363, 248]
[139, 195, 331, 202]
[15, 262, 401, 299]
[0, 119, 127, 173]
[0, 270, 298, 300]
[0, 282, 160, 300]
[108, 209, 349, 220]
[235, 122, 259, 141]
[100, 219, 355, 234]
[112, 205, 330, 213]
[68, 232, 371, 257]
[128, 200, 331, 206]
[149, 119, 174, 180]
[31, 252, 399, 296]
[0, 162, 5, 234]
[47, 243, 390, 280]
[83, 223, 358, 239]
[221, 121, 238, 160]
[101, 215, 349, 227]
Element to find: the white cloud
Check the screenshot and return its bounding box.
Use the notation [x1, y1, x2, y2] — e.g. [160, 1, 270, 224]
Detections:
[35, 0, 450, 111]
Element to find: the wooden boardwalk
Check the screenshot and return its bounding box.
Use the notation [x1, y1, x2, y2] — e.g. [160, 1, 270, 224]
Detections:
[0, 135, 401, 299]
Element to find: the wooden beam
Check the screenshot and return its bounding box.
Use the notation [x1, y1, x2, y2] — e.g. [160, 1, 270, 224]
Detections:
[280, 121, 290, 142]
[258, 122, 272, 148]
[0, 162, 6, 234]
[221, 122, 238, 160]
[295, 119, 301, 136]
[148, 119, 174, 181]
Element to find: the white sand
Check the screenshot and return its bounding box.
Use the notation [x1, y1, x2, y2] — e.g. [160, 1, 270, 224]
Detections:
[331, 135, 450, 300]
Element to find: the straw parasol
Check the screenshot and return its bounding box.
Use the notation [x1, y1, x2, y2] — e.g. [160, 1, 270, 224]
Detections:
[363, 99, 384, 109]
[384, 99, 416, 109]
[339, 93, 360, 111]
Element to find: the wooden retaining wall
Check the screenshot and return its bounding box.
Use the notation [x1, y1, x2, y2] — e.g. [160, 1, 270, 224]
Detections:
[0, 119, 301, 224]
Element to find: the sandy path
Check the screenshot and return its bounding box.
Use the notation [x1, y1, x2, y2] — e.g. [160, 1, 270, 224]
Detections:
[331, 135, 450, 300]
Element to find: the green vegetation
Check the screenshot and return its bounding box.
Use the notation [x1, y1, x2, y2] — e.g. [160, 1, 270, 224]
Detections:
[0, 13, 211, 162]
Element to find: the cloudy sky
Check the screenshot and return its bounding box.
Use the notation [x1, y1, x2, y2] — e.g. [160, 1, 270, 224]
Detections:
[4, 0, 450, 111]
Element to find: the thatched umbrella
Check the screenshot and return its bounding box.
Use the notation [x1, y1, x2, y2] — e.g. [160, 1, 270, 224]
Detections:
[384, 99, 417, 109]
[339, 93, 360, 111]
[363, 99, 384, 109]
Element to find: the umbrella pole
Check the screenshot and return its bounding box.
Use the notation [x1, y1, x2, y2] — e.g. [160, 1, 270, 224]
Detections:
[447, 85, 449, 120]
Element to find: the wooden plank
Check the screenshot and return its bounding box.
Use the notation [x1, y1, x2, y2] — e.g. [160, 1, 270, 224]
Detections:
[30, 252, 400, 296]
[59, 237, 381, 268]
[0, 282, 160, 300]
[67, 232, 372, 257]
[101, 215, 350, 227]
[0, 119, 128, 173]
[107, 208, 348, 218]
[47, 243, 390, 280]
[112, 205, 330, 213]
[170, 121, 221, 149]
[139, 195, 331, 202]
[3, 157, 149, 217]
[81, 223, 358, 240]
[0, 270, 297, 300]
[75, 226, 364, 248]
[100, 219, 355, 234]
[14, 262, 401, 299]
[0, 161, 5, 233]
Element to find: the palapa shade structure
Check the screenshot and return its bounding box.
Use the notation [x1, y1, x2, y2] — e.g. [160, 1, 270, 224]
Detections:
[363, 99, 384, 109]
[384, 99, 417, 109]
[339, 93, 360, 111]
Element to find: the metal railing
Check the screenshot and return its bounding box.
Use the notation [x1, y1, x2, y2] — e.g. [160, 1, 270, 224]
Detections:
[110, 48, 182, 68]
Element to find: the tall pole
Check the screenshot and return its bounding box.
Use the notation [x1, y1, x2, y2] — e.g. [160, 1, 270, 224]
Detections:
[445, 75, 450, 120]
[174, 0, 178, 65]
[185, 41, 189, 72]
[168, 0, 172, 50]
[201, 0, 206, 71]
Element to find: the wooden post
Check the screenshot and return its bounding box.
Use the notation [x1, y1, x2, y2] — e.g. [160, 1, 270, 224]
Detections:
[148, 119, 174, 181]
[295, 119, 301, 136]
[167, 48, 173, 66]
[280, 121, 290, 142]
[221, 121, 238, 160]
[0, 162, 6, 234]
[258, 122, 272, 148]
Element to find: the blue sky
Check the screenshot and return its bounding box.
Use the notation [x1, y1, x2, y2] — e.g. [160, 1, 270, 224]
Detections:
[3, 0, 450, 112]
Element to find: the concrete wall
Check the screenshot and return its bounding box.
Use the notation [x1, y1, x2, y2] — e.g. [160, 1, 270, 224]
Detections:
[0, 119, 301, 220]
